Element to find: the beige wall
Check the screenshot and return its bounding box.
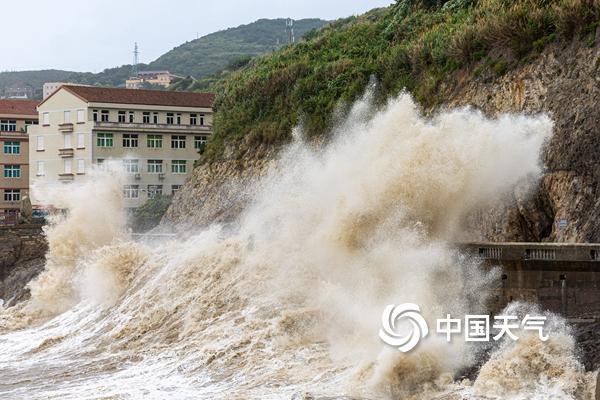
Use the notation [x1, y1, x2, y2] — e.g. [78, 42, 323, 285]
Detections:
[29, 88, 213, 209]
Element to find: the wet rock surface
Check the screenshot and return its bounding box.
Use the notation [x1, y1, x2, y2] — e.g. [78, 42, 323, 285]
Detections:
[0, 226, 47, 306]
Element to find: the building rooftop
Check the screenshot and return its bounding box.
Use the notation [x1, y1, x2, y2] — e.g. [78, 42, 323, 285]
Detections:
[0, 99, 39, 116]
[42, 85, 215, 108]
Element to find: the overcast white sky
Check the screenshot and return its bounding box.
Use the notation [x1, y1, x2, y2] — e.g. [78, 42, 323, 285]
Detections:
[2, 0, 392, 72]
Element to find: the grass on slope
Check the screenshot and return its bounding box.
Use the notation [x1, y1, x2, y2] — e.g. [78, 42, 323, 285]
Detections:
[202, 0, 600, 163]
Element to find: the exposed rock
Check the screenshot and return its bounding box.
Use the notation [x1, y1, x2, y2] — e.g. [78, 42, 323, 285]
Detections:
[0, 226, 47, 306]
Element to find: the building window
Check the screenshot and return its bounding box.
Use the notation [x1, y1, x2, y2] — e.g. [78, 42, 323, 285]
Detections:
[36, 136, 44, 151]
[190, 114, 197, 125]
[147, 160, 163, 174]
[77, 109, 85, 123]
[147, 135, 163, 148]
[64, 110, 71, 123]
[96, 133, 113, 147]
[37, 161, 45, 176]
[63, 133, 72, 149]
[43, 113, 50, 125]
[171, 135, 186, 149]
[77, 159, 85, 174]
[3, 165, 21, 178]
[166, 113, 174, 124]
[128, 111, 134, 123]
[143, 112, 150, 123]
[123, 185, 139, 199]
[176, 113, 181, 125]
[118, 111, 126, 123]
[123, 134, 139, 148]
[3, 141, 20, 154]
[93, 110, 99, 122]
[77, 133, 85, 148]
[123, 159, 139, 173]
[147, 185, 163, 198]
[97, 159, 105, 170]
[153, 112, 158, 124]
[200, 115, 205, 125]
[171, 160, 186, 174]
[172, 185, 182, 194]
[0, 120, 17, 131]
[25, 120, 38, 126]
[194, 135, 207, 149]
[64, 159, 72, 174]
[100, 110, 109, 122]
[4, 189, 20, 202]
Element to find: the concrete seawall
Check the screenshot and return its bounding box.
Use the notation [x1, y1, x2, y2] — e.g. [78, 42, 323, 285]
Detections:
[459, 242, 600, 317]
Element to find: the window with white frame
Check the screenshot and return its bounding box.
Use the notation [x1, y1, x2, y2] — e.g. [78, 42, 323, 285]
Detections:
[92, 110, 99, 122]
[3, 165, 21, 178]
[143, 112, 150, 123]
[123, 159, 139, 173]
[63, 133, 72, 149]
[172, 185, 182, 195]
[171, 160, 186, 174]
[63, 159, 72, 174]
[96, 133, 113, 147]
[194, 135, 207, 149]
[77, 109, 85, 123]
[147, 160, 163, 174]
[3, 141, 20, 154]
[128, 111, 134, 123]
[122, 134, 138, 148]
[77, 159, 85, 174]
[153, 112, 158, 123]
[77, 133, 85, 148]
[118, 111, 126, 123]
[200, 114, 205, 125]
[176, 113, 181, 124]
[36, 136, 44, 151]
[64, 110, 71, 123]
[190, 114, 197, 125]
[100, 110, 109, 122]
[42, 112, 50, 125]
[147, 135, 162, 148]
[166, 113, 174, 124]
[4, 189, 20, 202]
[147, 185, 163, 198]
[123, 185, 139, 199]
[37, 161, 45, 176]
[0, 120, 17, 131]
[171, 135, 186, 149]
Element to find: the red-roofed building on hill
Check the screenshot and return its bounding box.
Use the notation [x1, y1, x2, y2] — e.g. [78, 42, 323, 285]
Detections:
[0, 100, 38, 224]
[29, 85, 215, 209]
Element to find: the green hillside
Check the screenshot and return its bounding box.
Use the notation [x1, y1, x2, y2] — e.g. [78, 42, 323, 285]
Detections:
[0, 18, 327, 99]
[201, 0, 599, 162]
[148, 18, 328, 77]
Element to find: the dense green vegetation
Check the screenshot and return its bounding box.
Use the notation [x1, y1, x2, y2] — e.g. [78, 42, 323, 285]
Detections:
[0, 18, 326, 99]
[150, 18, 327, 77]
[131, 195, 172, 232]
[201, 0, 600, 162]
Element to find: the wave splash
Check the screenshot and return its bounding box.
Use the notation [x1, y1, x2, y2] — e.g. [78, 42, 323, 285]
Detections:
[1, 91, 594, 399]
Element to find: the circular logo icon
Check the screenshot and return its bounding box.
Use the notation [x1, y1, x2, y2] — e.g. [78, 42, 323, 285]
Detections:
[379, 303, 429, 352]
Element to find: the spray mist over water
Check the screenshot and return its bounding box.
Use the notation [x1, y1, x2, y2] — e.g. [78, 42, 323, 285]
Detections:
[0, 92, 593, 399]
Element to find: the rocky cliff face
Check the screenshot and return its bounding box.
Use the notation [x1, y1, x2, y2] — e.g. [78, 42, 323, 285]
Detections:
[164, 39, 600, 243]
[0, 226, 47, 306]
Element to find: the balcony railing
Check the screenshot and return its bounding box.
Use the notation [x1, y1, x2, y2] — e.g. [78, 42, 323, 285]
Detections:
[58, 173, 74, 181]
[58, 148, 74, 158]
[58, 123, 74, 132]
[93, 121, 211, 133]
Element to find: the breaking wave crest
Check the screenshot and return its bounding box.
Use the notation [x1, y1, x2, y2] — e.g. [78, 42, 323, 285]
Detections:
[0, 91, 595, 399]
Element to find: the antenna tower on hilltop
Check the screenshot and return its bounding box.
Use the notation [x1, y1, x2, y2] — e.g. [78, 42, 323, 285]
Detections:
[285, 18, 295, 44]
[132, 42, 140, 77]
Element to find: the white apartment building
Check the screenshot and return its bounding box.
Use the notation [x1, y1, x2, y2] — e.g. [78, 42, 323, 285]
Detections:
[29, 85, 215, 209]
